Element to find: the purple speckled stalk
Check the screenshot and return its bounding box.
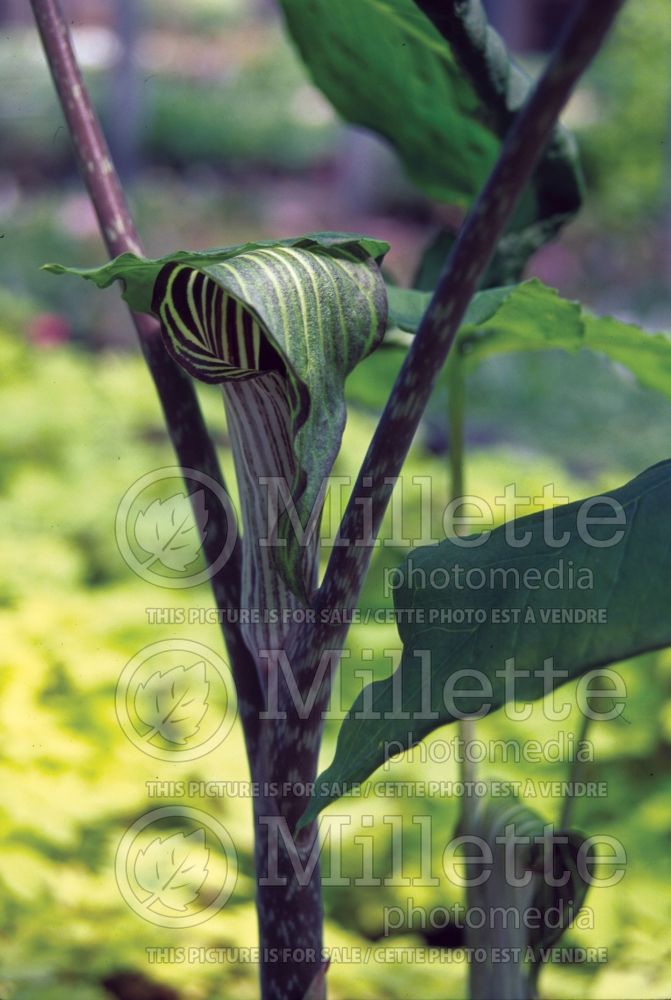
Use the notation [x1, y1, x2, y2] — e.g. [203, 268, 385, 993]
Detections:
[314, 0, 626, 634]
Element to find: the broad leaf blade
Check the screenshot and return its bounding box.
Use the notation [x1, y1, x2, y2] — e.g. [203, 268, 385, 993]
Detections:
[301, 461, 671, 825]
[279, 0, 582, 261]
[387, 278, 671, 405]
[458, 281, 671, 402]
[582, 314, 671, 399]
[386, 283, 510, 334]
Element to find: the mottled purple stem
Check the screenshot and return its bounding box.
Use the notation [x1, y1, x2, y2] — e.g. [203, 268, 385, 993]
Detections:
[315, 0, 626, 629]
[30, 2, 322, 996]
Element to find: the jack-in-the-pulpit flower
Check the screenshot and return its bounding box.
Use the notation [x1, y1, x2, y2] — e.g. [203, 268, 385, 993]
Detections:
[47, 234, 388, 659]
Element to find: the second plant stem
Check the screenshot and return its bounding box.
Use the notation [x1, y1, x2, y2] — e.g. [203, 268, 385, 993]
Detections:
[446, 352, 479, 830]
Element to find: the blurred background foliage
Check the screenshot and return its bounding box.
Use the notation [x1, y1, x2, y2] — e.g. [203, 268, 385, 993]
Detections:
[1, 0, 671, 998]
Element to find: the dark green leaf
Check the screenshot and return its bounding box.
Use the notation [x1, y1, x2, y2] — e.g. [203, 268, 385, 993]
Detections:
[386, 282, 509, 334]
[302, 460, 671, 824]
[387, 278, 671, 403]
[386, 286, 432, 333]
[279, 0, 582, 267]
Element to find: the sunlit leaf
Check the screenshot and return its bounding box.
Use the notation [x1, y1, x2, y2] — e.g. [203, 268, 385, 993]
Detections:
[387, 278, 671, 404]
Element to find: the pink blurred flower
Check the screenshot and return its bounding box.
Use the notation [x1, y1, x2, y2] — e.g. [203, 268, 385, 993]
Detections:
[28, 312, 72, 348]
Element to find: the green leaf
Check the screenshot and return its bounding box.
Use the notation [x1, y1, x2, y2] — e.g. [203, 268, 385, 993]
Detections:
[279, 0, 582, 262]
[387, 286, 432, 333]
[47, 234, 389, 598]
[386, 282, 509, 334]
[301, 460, 671, 825]
[582, 314, 671, 400]
[386, 279, 573, 338]
[387, 278, 671, 404]
[457, 278, 583, 366]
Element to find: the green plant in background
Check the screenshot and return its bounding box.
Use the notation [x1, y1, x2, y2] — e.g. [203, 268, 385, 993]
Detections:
[25, 0, 671, 998]
[575, 0, 671, 225]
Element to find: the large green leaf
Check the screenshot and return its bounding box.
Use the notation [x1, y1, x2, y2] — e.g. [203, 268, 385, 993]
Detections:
[387, 278, 671, 402]
[46, 234, 389, 598]
[279, 0, 582, 261]
[301, 460, 671, 825]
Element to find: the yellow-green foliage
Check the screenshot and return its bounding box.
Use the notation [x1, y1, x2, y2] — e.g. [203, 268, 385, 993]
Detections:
[2, 327, 671, 998]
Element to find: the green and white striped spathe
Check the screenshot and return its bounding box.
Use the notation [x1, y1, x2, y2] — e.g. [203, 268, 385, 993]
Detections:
[150, 242, 388, 600]
[152, 262, 286, 384]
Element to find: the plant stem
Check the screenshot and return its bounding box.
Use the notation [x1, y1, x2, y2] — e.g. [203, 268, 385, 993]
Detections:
[559, 709, 592, 829]
[446, 353, 480, 829]
[30, 5, 327, 995]
[251, 745, 325, 1000]
[446, 352, 465, 510]
[29, 0, 264, 734]
[316, 0, 626, 625]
